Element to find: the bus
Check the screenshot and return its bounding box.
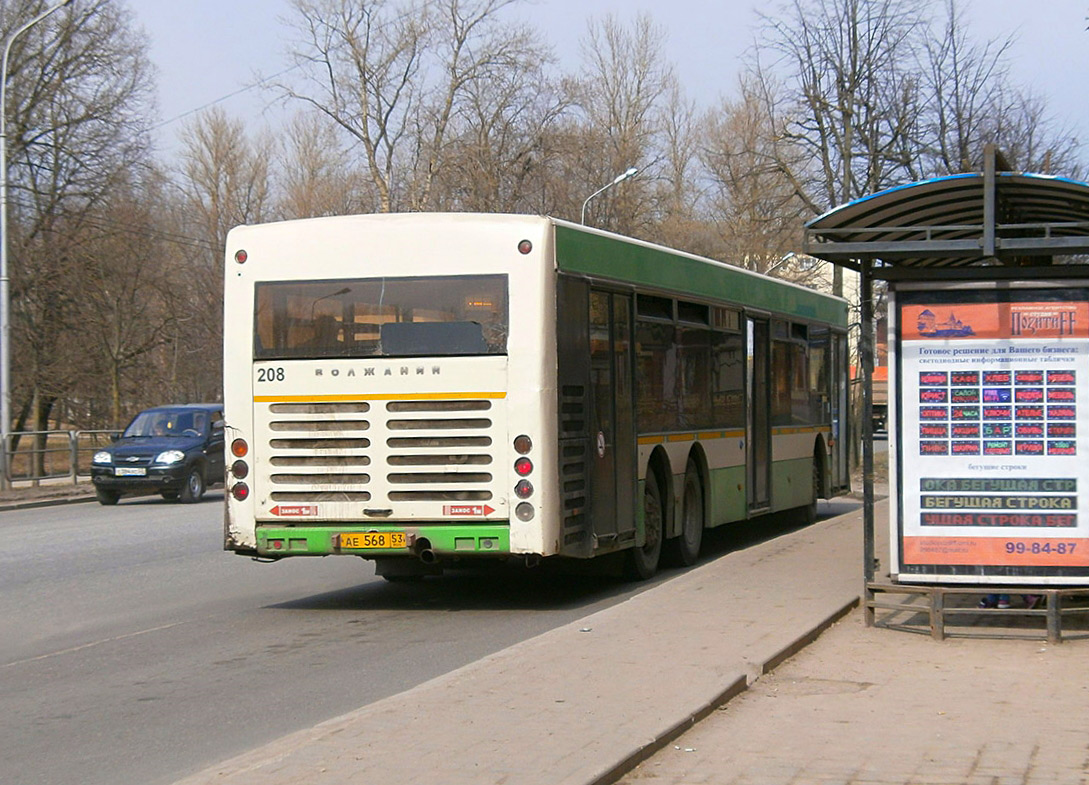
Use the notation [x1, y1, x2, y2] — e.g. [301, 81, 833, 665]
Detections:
[222, 213, 850, 580]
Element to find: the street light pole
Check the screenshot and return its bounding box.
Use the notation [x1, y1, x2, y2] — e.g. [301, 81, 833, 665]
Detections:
[581, 166, 638, 226]
[0, 0, 72, 489]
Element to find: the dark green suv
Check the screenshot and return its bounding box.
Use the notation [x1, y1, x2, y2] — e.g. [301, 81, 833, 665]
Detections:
[90, 404, 226, 504]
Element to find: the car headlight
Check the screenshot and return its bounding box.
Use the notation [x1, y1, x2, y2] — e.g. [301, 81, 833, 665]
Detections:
[93, 451, 112, 464]
[154, 450, 186, 465]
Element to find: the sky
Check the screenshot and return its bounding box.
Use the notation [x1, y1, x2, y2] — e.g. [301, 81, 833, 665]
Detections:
[125, 0, 1089, 168]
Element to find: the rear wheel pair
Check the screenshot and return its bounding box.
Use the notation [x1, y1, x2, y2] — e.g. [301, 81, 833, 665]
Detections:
[626, 461, 703, 580]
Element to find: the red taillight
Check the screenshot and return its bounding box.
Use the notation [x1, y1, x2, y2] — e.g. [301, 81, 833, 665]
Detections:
[235, 249, 248, 264]
[231, 460, 249, 479]
[517, 239, 532, 255]
[231, 438, 248, 458]
[514, 457, 532, 476]
[515, 479, 533, 499]
[231, 482, 249, 501]
[513, 435, 532, 454]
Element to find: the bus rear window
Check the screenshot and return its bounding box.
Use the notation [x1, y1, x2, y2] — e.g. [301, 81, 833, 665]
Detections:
[254, 275, 508, 359]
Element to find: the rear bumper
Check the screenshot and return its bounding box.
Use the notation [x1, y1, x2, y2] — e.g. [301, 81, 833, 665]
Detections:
[252, 523, 511, 558]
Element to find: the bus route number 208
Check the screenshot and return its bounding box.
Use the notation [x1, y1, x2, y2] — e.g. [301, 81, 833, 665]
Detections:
[257, 367, 285, 382]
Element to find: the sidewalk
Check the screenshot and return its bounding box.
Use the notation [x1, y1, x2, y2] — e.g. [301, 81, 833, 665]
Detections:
[618, 603, 1089, 784]
[0, 478, 96, 510]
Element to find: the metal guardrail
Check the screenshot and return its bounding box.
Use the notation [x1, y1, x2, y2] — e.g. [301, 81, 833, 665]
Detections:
[3, 429, 121, 485]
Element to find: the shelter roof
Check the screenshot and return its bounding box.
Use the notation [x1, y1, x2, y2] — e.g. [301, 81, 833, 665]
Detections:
[803, 155, 1089, 277]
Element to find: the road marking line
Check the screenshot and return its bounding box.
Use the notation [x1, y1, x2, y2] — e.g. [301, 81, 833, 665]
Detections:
[2, 620, 192, 669]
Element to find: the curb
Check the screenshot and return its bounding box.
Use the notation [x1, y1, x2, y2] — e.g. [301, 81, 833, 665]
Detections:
[588, 596, 861, 785]
[0, 494, 96, 511]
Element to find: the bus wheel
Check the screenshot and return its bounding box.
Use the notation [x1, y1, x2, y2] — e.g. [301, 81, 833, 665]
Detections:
[666, 461, 703, 567]
[626, 467, 663, 580]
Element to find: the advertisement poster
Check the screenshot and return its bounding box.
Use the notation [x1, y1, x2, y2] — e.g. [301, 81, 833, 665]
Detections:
[897, 288, 1089, 581]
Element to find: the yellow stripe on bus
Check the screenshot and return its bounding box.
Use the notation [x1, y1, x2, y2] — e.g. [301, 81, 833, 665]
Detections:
[638, 429, 745, 445]
[254, 392, 507, 403]
[771, 425, 827, 435]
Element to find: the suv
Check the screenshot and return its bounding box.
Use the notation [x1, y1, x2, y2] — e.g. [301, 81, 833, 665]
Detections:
[91, 404, 226, 505]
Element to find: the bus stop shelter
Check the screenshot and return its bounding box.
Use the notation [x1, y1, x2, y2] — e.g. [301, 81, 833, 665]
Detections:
[803, 146, 1089, 641]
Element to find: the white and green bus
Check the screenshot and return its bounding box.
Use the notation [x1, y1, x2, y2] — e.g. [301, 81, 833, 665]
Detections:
[222, 213, 850, 580]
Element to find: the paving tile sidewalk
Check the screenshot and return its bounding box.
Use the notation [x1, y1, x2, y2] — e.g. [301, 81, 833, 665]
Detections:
[173, 506, 866, 785]
[619, 604, 1089, 785]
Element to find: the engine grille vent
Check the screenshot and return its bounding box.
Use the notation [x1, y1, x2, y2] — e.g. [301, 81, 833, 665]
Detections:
[260, 398, 497, 510]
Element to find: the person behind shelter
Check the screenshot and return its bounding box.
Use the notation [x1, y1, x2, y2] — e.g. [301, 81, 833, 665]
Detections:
[979, 593, 1041, 609]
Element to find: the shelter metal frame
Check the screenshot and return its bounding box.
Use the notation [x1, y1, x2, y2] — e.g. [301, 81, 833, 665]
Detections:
[804, 145, 1089, 641]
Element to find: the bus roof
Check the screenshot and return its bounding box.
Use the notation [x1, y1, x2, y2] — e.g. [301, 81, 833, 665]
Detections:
[550, 218, 848, 327]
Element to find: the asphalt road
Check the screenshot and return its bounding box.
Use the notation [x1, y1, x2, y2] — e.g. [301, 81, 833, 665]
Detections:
[0, 493, 858, 785]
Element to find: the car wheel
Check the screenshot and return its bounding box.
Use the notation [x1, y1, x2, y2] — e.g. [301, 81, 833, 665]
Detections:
[180, 467, 205, 503]
[95, 487, 120, 506]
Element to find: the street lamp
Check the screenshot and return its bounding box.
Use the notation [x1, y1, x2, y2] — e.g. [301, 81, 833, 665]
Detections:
[0, 0, 73, 489]
[765, 252, 797, 276]
[581, 166, 638, 226]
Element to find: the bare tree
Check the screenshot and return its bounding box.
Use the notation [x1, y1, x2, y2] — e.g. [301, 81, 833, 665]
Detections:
[913, 1, 1082, 178]
[914, 0, 1014, 176]
[73, 190, 179, 425]
[570, 13, 673, 234]
[1, 0, 154, 435]
[283, 0, 543, 213]
[173, 107, 272, 401]
[701, 78, 818, 284]
[649, 79, 706, 255]
[753, 0, 924, 213]
[433, 24, 568, 212]
[985, 88, 1082, 177]
[749, 0, 926, 295]
[279, 111, 370, 219]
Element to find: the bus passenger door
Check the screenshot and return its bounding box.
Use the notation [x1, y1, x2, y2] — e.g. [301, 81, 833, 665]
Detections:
[746, 316, 771, 511]
[831, 331, 850, 493]
[589, 290, 636, 549]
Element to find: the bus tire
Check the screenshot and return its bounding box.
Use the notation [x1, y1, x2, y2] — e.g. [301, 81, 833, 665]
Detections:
[626, 466, 663, 580]
[665, 460, 703, 567]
